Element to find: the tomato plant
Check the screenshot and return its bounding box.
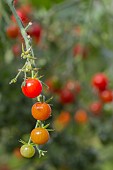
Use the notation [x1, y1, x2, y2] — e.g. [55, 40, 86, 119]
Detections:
[30, 128, 50, 145]
[22, 78, 42, 98]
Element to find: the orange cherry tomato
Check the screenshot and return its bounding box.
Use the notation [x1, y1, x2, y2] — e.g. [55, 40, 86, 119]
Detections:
[31, 128, 50, 145]
[57, 111, 71, 125]
[74, 109, 88, 124]
[53, 111, 71, 131]
[31, 102, 51, 121]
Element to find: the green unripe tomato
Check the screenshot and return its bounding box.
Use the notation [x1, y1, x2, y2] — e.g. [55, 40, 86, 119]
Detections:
[20, 144, 35, 158]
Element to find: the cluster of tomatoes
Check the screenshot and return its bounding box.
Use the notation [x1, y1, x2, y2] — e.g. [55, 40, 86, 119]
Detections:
[90, 73, 113, 114]
[46, 77, 89, 130]
[19, 78, 52, 158]
[6, 2, 42, 57]
[45, 71, 113, 133]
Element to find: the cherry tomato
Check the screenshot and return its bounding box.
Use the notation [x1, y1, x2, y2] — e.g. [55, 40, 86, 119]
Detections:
[100, 90, 113, 103]
[59, 89, 75, 104]
[90, 101, 102, 115]
[22, 78, 42, 98]
[57, 111, 71, 125]
[92, 73, 108, 91]
[31, 127, 50, 145]
[20, 144, 35, 158]
[53, 111, 71, 131]
[31, 102, 51, 121]
[6, 25, 19, 39]
[74, 109, 88, 124]
[27, 23, 42, 44]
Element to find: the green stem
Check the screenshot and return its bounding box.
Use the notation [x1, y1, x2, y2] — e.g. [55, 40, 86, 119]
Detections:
[6, 0, 30, 50]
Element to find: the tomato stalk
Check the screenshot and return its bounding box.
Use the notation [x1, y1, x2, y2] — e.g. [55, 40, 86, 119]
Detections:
[6, 0, 35, 83]
[6, 0, 51, 158]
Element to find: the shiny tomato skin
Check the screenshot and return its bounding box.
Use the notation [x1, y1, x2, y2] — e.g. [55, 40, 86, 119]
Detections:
[100, 90, 113, 103]
[20, 144, 35, 158]
[31, 102, 51, 121]
[92, 73, 108, 91]
[22, 78, 42, 98]
[6, 25, 19, 38]
[31, 128, 50, 145]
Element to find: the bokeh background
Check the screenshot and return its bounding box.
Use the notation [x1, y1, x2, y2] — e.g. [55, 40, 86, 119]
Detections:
[1, 0, 113, 169]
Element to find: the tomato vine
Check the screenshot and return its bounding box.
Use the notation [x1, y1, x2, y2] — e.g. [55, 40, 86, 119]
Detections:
[6, 0, 52, 158]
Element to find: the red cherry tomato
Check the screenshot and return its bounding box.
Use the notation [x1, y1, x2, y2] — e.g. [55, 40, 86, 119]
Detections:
[92, 73, 108, 91]
[100, 90, 113, 103]
[31, 102, 51, 121]
[31, 128, 50, 145]
[6, 25, 19, 39]
[27, 23, 42, 42]
[90, 101, 102, 115]
[22, 78, 42, 98]
[59, 89, 75, 104]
